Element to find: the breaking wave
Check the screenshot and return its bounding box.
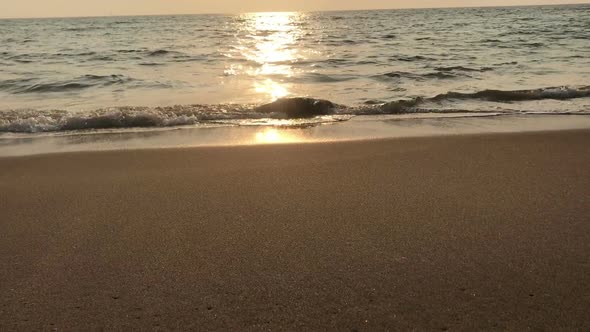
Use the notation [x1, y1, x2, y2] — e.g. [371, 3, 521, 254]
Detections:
[1, 86, 589, 134]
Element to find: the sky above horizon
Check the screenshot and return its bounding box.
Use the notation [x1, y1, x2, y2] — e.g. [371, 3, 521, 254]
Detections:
[0, 0, 587, 18]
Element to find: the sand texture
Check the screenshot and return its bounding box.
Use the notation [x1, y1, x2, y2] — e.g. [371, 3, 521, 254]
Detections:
[1, 130, 589, 330]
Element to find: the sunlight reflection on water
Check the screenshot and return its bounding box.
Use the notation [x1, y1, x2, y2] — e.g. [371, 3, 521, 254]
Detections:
[254, 128, 301, 144]
[228, 12, 306, 101]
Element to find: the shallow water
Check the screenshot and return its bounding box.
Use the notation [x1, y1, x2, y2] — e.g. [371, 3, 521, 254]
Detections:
[3, 114, 590, 157]
[0, 5, 589, 134]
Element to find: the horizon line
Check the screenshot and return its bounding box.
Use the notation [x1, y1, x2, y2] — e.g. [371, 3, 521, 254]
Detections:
[0, 2, 587, 20]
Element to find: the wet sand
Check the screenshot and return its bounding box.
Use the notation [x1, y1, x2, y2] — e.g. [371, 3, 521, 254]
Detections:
[1, 130, 589, 330]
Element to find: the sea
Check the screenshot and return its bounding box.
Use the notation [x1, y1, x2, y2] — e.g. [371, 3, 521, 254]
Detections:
[0, 4, 589, 135]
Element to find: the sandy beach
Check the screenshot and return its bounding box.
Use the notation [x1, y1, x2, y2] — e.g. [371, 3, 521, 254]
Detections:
[1, 130, 589, 330]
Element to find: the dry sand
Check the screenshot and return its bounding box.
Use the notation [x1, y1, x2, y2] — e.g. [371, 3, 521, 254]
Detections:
[1, 130, 589, 330]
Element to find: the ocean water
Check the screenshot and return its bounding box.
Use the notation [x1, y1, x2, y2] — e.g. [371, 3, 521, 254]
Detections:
[0, 5, 589, 134]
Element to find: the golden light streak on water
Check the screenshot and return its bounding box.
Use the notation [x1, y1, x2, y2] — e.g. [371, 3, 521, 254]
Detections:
[232, 12, 306, 101]
[254, 128, 301, 144]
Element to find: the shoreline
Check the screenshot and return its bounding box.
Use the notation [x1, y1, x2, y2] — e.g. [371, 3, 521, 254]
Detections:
[1, 129, 589, 329]
[2, 127, 590, 160]
[2, 114, 590, 157]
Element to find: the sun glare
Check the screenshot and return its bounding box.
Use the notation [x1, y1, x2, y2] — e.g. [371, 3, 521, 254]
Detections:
[227, 12, 305, 101]
[255, 129, 283, 143]
[255, 79, 288, 100]
[254, 128, 302, 144]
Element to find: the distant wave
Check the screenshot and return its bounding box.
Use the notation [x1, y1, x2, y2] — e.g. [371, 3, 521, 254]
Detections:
[0, 74, 162, 94]
[53, 51, 97, 57]
[148, 49, 174, 57]
[116, 49, 146, 53]
[378, 65, 495, 81]
[139, 62, 165, 66]
[393, 55, 433, 62]
[63, 26, 101, 32]
[0, 48, 199, 66]
[434, 66, 493, 72]
[377, 71, 463, 80]
[1, 86, 589, 133]
[287, 73, 357, 83]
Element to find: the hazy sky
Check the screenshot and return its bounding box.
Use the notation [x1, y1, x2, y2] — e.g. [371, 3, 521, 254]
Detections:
[0, 0, 587, 18]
